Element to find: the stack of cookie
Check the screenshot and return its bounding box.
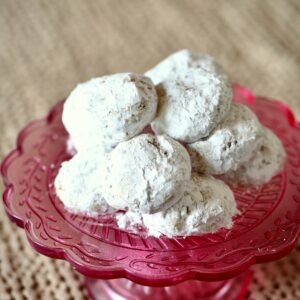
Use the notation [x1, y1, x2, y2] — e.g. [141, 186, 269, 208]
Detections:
[55, 50, 285, 237]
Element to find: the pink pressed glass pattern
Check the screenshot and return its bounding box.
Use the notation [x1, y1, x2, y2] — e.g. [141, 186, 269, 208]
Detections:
[1, 85, 300, 289]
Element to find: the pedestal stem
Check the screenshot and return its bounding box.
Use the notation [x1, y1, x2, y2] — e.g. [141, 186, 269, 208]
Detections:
[86, 270, 252, 300]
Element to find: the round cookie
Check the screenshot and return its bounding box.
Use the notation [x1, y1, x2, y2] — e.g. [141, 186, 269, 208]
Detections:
[62, 73, 158, 152]
[142, 174, 237, 237]
[224, 127, 286, 186]
[54, 150, 111, 214]
[145, 49, 228, 85]
[100, 134, 192, 214]
[151, 67, 232, 143]
[188, 104, 264, 175]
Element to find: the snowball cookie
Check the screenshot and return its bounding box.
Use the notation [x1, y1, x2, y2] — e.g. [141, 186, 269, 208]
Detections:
[142, 174, 237, 237]
[100, 134, 192, 214]
[188, 104, 264, 175]
[224, 127, 286, 186]
[62, 73, 158, 152]
[54, 150, 112, 214]
[145, 49, 228, 85]
[151, 67, 232, 143]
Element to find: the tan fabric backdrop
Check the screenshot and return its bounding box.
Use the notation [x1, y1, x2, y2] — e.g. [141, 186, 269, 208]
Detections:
[1, 1, 300, 299]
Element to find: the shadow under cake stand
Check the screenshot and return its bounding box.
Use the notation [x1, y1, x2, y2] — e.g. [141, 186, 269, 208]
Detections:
[2, 85, 300, 300]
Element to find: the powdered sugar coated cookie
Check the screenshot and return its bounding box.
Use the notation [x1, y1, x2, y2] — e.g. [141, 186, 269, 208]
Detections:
[142, 174, 237, 237]
[224, 127, 286, 186]
[54, 150, 112, 214]
[145, 49, 228, 85]
[100, 134, 192, 214]
[188, 104, 264, 175]
[151, 67, 232, 143]
[62, 73, 158, 152]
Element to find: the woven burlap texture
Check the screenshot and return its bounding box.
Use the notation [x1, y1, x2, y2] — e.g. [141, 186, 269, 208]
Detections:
[1, 1, 300, 299]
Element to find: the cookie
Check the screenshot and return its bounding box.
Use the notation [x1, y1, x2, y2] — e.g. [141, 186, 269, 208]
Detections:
[100, 134, 192, 214]
[224, 127, 286, 185]
[151, 67, 232, 142]
[188, 104, 264, 175]
[54, 150, 111, 214]
[145, 49, 228, 85]
[142, 174, 237, 237]
[62, 73, 158, 151]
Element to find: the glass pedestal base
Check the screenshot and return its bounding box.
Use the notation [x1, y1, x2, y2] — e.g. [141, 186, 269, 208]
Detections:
[86, 270, 252, 300]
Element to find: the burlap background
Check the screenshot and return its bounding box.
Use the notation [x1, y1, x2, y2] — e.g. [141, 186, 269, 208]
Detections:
[1, 1, 300, 299]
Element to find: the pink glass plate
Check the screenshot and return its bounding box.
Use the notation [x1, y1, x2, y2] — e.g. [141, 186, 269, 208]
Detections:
[1, 85, 300, 287]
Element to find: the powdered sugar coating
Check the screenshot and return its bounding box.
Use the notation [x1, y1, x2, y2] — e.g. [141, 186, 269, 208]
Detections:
[188, 104, 264, 175]
[62, 73, 158, 152]
[66, 138, 77, 156]
[116, 211, 143, 233]
[54, 150, 112, 214]
[151, 67, 232, 143]
[100, 134, 192, 214]
[224, 127, 286, 186]
[142, 174, 237, 237]
[145, 49, 228, 85]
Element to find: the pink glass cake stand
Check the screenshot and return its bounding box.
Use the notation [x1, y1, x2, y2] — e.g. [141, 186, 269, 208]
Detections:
[2, 85, 300, 300]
